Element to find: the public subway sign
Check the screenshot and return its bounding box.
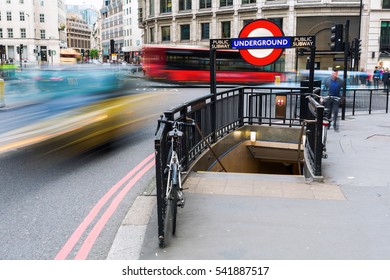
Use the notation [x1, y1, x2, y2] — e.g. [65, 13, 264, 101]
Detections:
[210, 19, 315, 66]
[231, 36, 315, 49]
[210, 36, 314, 50]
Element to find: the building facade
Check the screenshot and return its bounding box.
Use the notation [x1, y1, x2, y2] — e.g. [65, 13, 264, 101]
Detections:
[100, 0, 125, 62]
[66, 4, 99, 28]
[138, 0, 390, 74]
[0, 0, 66, 66]
[66, 13, 92, 52]
[123, 0, 143, 63]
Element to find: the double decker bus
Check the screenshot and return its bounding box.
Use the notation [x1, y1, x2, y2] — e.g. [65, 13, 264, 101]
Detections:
[60, 48, 81, 64]
[142, 45, 285, 84]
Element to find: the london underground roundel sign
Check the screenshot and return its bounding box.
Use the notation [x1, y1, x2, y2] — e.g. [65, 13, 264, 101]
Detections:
[238, 19, 284, 66]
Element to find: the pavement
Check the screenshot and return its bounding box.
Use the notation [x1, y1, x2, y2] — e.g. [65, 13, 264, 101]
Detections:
[107, 112, 390, 260]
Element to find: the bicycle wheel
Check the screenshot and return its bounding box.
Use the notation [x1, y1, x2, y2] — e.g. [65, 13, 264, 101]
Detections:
[171, 163, 178, 235]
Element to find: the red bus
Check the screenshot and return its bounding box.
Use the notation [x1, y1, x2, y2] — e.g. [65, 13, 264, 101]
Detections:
[142, 45, 285, 84]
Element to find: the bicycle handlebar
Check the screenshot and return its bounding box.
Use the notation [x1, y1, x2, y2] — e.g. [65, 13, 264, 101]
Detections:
[155, 116, 196, 135]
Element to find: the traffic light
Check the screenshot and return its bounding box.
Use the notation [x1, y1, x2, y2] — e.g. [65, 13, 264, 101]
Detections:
[41, 50, 47, 61]
[19, 44, 23, 54]
[81, 48, 85, 56]
[330, 24, 343, 51]
[355, 38, 362, 56]
[110, 39, 115, 54]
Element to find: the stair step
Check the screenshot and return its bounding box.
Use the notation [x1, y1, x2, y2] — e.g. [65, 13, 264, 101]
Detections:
[184, 171, 345, 201]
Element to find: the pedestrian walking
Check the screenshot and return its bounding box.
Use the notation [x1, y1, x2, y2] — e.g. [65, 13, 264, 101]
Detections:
[373, 66, 381, 88]
[382, 68, 390, 91]
[359, 68, 366, 86]
[324, 70, 344, 131]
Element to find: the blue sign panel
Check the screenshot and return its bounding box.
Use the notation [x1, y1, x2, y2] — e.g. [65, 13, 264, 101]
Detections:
[231, 37, 291, 50]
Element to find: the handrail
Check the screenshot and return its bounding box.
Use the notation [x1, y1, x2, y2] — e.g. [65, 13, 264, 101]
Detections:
[154, 85, 388, 246]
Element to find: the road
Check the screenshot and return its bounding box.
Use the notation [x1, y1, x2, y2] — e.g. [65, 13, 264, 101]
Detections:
[0, 77, 211, 259]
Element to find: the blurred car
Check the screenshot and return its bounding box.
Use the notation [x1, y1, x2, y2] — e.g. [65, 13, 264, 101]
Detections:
[33, 65, 125, 94]
[0, 94, 137, 158]
[297, 70, 368, 88]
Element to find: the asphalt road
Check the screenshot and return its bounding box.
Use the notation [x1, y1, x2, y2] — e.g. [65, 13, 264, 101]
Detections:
[0, 77, 211, 260]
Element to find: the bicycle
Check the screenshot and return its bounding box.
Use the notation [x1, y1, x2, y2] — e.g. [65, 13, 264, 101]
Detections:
[311, 93, 335, 159]
[155, 117, 195, 244]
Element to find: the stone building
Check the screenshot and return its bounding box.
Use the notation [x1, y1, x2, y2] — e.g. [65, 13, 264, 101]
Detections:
[0, 0, 66, 66]
[137, 0, 390, 74]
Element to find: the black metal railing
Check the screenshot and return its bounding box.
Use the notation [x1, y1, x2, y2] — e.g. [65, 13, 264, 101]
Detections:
[154, 85, 389, 246]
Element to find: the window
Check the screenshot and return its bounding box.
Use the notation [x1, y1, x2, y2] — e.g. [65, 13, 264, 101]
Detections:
[160, 0, 172, 13]
[220, 0, 233, 7]
[384, 0, 390, 8]
[199, 0, 211, 9]
[19, 0, 24, 3]
[20, 12, 25, 21]
[269, 18, 283, 30]
[380, 21, 390, 51]
[179, 0, 191, 10]
[201, 23, 209, 39]
[149, 0, 154, 16]
[40, 29, 45, 39]
[161, 26, 170, 41]
[150, 27, 155, 43]
[40, 14, 45, 23]
[20, 28, 26, 38]
[39, 0, 44, 6]
[7, 0, 11, 3]
[7, 28, 13, 38]
[242, 0, 256, 3]
[7, 12, 12, 21]
[180, 24, 190, 40]
[243, 19, 253, 27]
[221, 21, 230, 38]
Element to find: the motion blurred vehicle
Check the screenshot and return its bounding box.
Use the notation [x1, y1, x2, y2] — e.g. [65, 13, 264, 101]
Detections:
[33, 65, 125, 94]
[297, 70, 368, 88]
[60, 48, 81, 64]
[0, 92, 143, 158]
[142, 45, 285, 84]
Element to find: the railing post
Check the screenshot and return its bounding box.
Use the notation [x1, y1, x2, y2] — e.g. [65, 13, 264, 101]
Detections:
[238, 88, 244, 126]
[314, 105, 324, 177]
[369, 89, 373, 114]
[352, 89, 356, 116]
[154, 134, 165, 246]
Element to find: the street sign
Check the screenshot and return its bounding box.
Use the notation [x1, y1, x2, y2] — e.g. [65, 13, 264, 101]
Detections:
[232, 37, 291, 49]
[210, 39, 231, 50]
[238, 19, 284, 66]
[209, 20, 317, 94]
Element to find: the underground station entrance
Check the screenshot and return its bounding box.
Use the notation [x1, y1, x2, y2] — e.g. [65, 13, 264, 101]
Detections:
[190, 125, 304, 176]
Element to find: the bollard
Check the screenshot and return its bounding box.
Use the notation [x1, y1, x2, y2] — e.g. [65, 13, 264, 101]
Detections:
[0, 79, 4, 108]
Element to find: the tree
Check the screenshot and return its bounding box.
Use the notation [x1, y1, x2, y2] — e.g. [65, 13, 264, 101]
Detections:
[89, 49, 99, 60]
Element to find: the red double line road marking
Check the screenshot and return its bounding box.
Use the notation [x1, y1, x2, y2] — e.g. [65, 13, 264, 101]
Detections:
[54, 153, 155, 260]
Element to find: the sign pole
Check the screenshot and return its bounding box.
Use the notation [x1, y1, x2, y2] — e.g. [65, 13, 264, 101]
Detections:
[342, 20, 349, 121]
[209, 44, 217, 143]
[308, 37, 316, 93]
[210, 48, 216, 95]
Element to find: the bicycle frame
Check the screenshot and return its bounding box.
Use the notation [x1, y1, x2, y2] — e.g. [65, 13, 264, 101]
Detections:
[165, 148, 181, 201]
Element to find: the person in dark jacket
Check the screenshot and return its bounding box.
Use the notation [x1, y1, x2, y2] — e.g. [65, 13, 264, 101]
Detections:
[373, 66, 381, 88]
[324, 70, 344, 131]
[382, 68, 390, 91]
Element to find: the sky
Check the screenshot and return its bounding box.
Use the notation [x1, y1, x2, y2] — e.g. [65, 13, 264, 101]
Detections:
[65, 0, 101, 9]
